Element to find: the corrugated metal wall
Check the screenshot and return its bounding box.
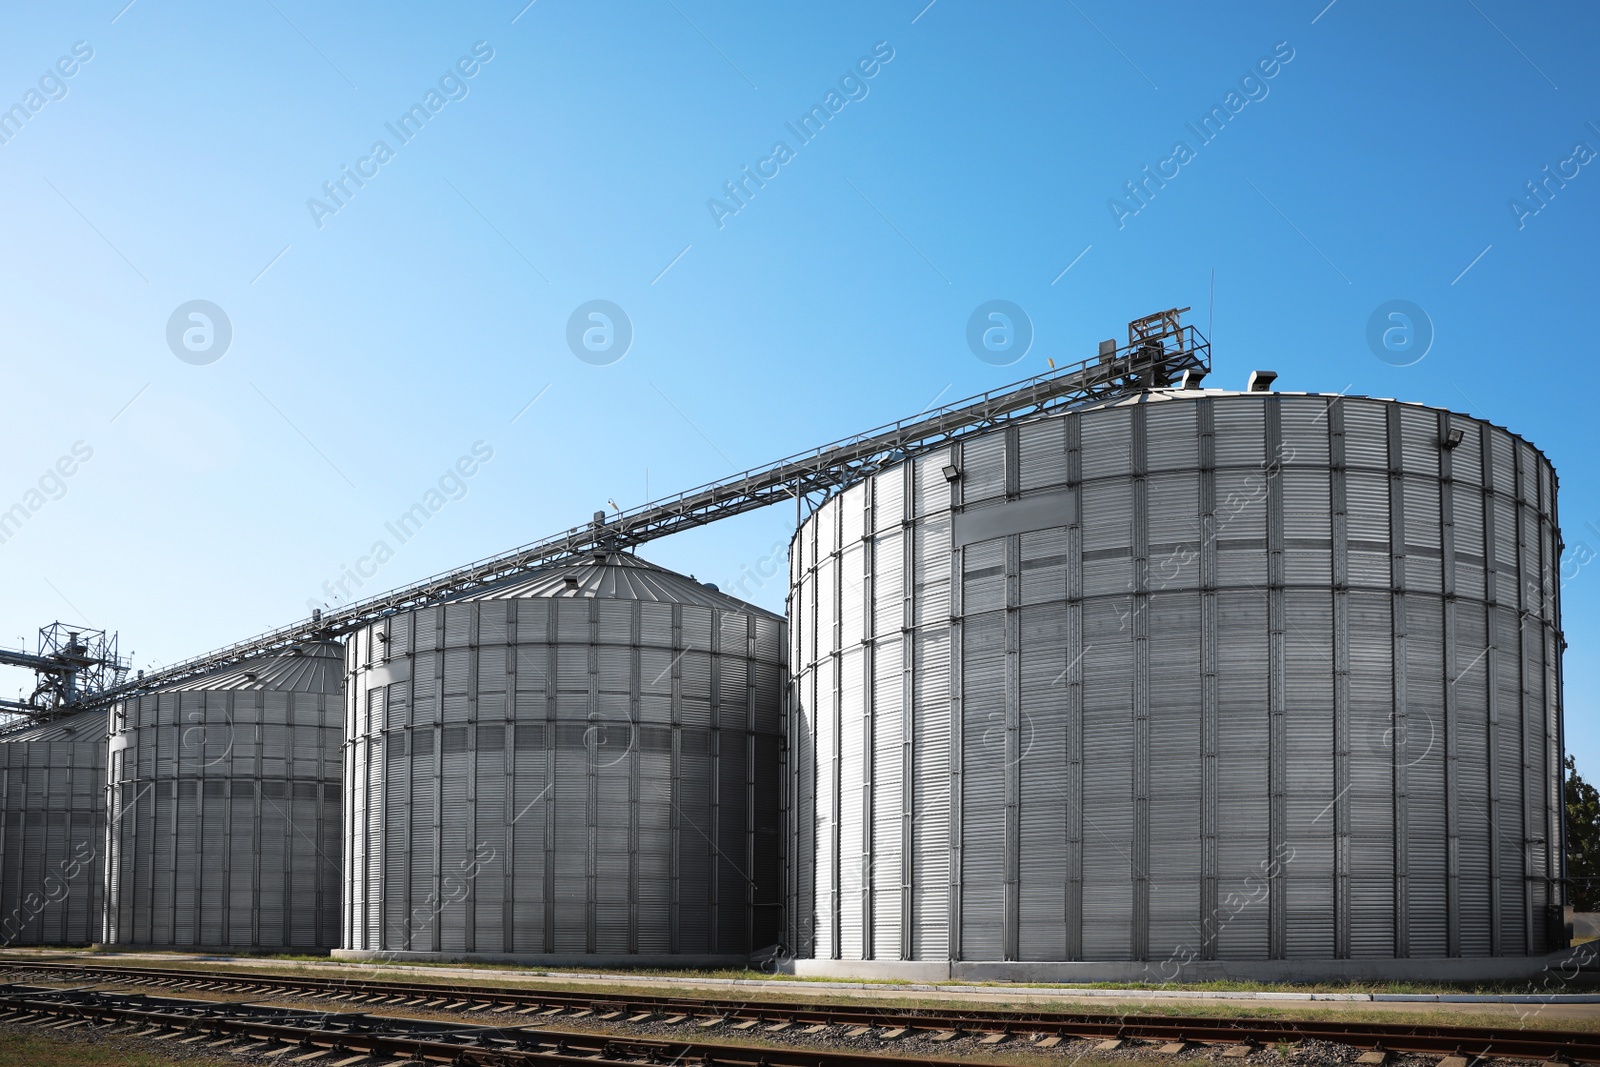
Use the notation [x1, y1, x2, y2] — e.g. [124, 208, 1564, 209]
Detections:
[342, 592, 785, 959]
[0, 718, 105, 946]
[103, 651, 343, 950]
[788, 392, 1563, 963]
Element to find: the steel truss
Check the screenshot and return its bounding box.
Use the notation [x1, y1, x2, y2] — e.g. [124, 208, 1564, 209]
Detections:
[81, 317, 1208, 706]
[0, 624, 126, 728]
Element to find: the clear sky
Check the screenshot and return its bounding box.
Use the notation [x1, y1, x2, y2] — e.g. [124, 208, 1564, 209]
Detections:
[1, 2, 1596, 767]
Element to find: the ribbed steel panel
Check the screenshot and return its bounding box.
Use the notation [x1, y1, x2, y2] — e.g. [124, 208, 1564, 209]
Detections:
[343, 551, 783, 961]
[104, 644, 342, 951]
[0, 709, 106, 946]
[789, 391, 1562, 969]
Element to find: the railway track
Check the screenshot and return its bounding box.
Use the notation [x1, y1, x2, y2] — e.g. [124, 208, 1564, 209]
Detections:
[2, 961, 1596, 1065]
[0, 983, 947, 1067]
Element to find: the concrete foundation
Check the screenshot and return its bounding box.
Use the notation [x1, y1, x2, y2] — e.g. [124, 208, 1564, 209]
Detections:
[110, 944, 332, 956]
[788, 953, 1576, 984]
[331, 949, 755, 969]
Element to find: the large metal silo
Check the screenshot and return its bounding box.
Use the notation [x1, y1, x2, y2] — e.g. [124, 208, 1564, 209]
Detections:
[0, 710, 107, 946]
[788, 388, 1565, 982]
[103, 642, 343, 951]
[336, 551, 785, 965]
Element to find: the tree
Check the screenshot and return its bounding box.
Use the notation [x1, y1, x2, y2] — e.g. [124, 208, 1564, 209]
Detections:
[1567, 755, 1600, 911]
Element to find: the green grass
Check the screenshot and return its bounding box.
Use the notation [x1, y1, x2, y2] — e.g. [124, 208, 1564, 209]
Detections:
[234, 956, 1600, 997]
[7, 948, 1598, 1029]
[0, 1028, 233, 1067]
[10, 965, 1600, 1056]
[15, 945, 1600, 997]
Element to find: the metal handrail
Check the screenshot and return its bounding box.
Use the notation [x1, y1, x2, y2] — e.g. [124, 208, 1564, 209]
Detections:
[78, 324, 1208, 706]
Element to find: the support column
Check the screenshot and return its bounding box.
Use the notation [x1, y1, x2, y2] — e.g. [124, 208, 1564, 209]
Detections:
[948, 443, 966, 961]
[1266, 397, 1287, 959]
[1439, 411, 1462, 958]
[1132, 406, 1151, 961]
[1066, 413, 1085, 961]
[1329, 398, 1352, 959]
[1198, 398, 1220, 959]
[1386, 407, 1410, 958]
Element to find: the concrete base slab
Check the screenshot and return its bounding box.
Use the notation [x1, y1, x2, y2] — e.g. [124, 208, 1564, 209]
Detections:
[330, 948, 752, 969]
[110, 943, 333, 957]
[788, 953, 1569, 984]
[789, 958, 952, 981]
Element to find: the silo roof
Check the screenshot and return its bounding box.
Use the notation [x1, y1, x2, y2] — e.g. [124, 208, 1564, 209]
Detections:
[155, 639, 344, 694]
[1068, 386, 1553, 468]
[451, 551, 780, 618]
[0, 707, 109, 744]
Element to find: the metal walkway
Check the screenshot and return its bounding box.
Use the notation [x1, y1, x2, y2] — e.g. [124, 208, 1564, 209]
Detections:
[77, 317, 1208, 705]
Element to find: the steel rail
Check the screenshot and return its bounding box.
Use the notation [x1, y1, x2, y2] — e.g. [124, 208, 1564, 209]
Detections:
[0, 986, 788, 1067]
[0, 982, 1251, 1067]
[9, 961, 1598, 1063]
[72, 328, 1207, 709]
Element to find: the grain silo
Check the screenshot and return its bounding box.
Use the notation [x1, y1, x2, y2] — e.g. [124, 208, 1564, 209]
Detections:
[103, 642, 343, 951]
[336, 551, 785, 965]
[0, 710, 107, 946]
[787, 382, 1564, 981]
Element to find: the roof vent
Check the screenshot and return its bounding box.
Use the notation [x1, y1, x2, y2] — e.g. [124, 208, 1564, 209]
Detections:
[1180, 368, 1207, 390]
[1247, 370, 1278, 392]
[563, 575, 581, 591]
[703, 582, 719, 592]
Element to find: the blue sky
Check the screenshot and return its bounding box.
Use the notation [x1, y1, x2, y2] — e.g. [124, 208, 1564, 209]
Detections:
[1, 2, 1596, 767]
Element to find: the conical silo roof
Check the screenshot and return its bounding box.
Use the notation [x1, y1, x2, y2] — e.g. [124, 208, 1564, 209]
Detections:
[0, 706, 109, 744]
[450, 550, 780, 617]
[155, 639, 344, 694]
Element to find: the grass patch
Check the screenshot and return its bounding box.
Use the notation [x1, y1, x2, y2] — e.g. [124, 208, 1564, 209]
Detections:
[235, 957, 1600, 998]
[161, 952, 1596, 997]
[0, 1026, 233, 1066]
[12, 946, 1600, 997]
[6, 948, 1597, 1032]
